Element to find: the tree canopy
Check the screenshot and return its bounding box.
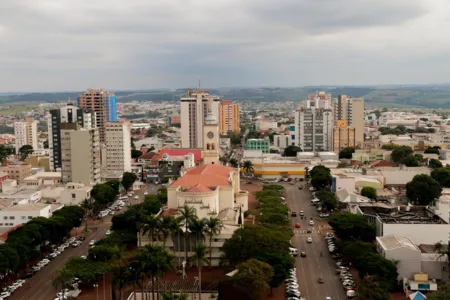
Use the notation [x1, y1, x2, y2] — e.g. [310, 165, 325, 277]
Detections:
[431, 166, 450, 187]
[91, 183, 117, 209]
[121, 172, 137, 191]
[315, 190, 338, 211]
[361, 187, 377, 200]
[357, 277, 390, 300]
[310, 166, 332, 190]
[425, 147, 440, 154]
[328, 213, 375, 242]
[390, 146, 414, 164]
[406, 174, 442, 205]
[283, 145, 302, 157]
[18, 144, 33, 161]
[339, 147, 355, 159]
[429, 159, 443, 169]
[428, 283, 450, 300]
[131, 149, 143, 159]
[232, 259, 274, 300]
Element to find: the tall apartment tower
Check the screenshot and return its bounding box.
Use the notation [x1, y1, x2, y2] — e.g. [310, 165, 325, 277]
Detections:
[48, 104, 96, 171]
[219, 100, 240, 135]
[104, 121, 132, 176]
[77, 88, 118, 143]
[294, 101, 333, 152]
[60, 123, 101, 185]
[180, 89, 220, 148]
[14, 118, 38, 154]
[333, 95, 364, 144]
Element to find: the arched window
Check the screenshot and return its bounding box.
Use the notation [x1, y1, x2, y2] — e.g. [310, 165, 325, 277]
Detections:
[211, 143, 215, 150]
[207, 143, 210, 150]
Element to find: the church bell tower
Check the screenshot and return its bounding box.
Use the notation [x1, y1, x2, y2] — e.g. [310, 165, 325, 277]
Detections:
[202, 98, 220, 165]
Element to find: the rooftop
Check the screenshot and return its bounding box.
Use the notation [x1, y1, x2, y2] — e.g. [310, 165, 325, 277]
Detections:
[359, 205, 446, 224]
[1, 203, 50, 212]
[171, 164, 235, 189]
[377, 235, 420, 251]
[23, 172, 61, 180]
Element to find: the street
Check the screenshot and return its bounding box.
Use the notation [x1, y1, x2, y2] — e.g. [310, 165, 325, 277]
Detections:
[285, 184, 346, 300]
[9, 183, 156, 300]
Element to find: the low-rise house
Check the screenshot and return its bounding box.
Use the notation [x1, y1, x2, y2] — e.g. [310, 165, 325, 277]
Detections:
[60, 182, 92, 205]
[0, 203, 52, 227]
[22, 172, 62, 186]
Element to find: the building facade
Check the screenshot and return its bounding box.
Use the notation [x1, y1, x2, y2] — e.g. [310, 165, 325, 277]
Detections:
[60, 123, 101, 185]
[245, 139, 270, 153]
[104, 121, 132, 176]
[77, 88, 117, 142]
[48, 104, 96, 171]
[0, 203, 52, 227]
[333, 120, 356, 152]
[180, 89, 220, 148]
[273, 134, 293, 149]
[0, 164, 32, 181]
[333, 95, 364, 144]
[14, 118, 38, 154]
[219, 100, 240, 134]
[294, 105, 333, 152]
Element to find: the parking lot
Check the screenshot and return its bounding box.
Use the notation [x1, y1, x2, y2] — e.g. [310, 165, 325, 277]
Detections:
[284, 183, 348, 300]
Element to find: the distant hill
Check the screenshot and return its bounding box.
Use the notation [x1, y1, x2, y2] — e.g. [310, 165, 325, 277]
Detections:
[1, 86, 450, 108]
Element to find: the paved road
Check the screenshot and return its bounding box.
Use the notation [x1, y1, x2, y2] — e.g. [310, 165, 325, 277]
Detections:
[284, 184, 346, 300]
[9, 184, 152, 300]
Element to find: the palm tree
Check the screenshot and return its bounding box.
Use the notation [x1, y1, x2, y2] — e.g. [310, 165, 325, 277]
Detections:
[128, 261, 144, 300]
[52, 268, 74, 300]
[143, 214, 159, 244]
[189, 217, 207, 245]
[178, 205, 197, 261]
[243, 160, 254, 175]
[80, 198, 92, 233]
[434, 240, 450, 281]
[205, 217, 222, 267]
[158, 215, 174, 247]
[169, 217, 183, 267]
[191, 243, 209, 300]
[109, 247, 129, 300]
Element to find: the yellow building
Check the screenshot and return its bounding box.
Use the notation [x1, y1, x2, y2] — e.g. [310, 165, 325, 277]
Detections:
[219, 100, 240, 135]
[333, 120, 356, 152]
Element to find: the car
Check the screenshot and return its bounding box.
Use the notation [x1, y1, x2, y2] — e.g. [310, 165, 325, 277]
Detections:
[80, 255, 87, 259]
[291, 211, 297, 217]
[144, 192, 148, 195]
[320, 213, 330, 218]
[286, 291, 301, 297]
[309, 187, 315, 191]
[318, 277, 324, 284]
[134, 195, 139, 200]
[300, 252, 306, 257]
[295, 223, 301, 228]
[307, 228, 312, 233]
[309, 220, 314, 226]
[89, 240, 96, 246]
[78, 236, 86, 241]
[325, 298, 332, 300]
[21, 272, 33, 279]
[307, 237, 312, 243]
[105, 230, 112, 236]
[1, 291, 11, 298]
[287, 283, 299, 288]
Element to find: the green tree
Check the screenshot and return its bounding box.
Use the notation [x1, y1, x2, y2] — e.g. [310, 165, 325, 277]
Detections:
[242, 160, 254, 175]
[80, 198, 93, 233]
[315, 190, 338, 210]
[433, 241, 450, 282]
[310, 169, 332, 190]
[428, 283, 450, 300]
[255, 252, 293, 295]
[91, 183, 116, 208]
[18, 144, 33, 161]
[189, 218, 207, 245]
[342, 241, 376, 262]
[425, 147, 440, 154]
[354, 253, 398, 290]
[205, 217, 222, 267]
[52, 268, 74, 299]
[64, 257, 110, 281]
[178, 205, 197, 261]
[43, 140, 49, 149]
[158, 215, 174, 247]
[431, 167, 450, 187]
[105, 180, 121, 194]
[339, 147, 355, 159]
[403, 155, 419, 167]
[328, 213, 375, 241]
[284, 145, 302, 157]
[233, 259, 274, 300]
[429, 159, 443, 169]
[381, 144, 400, 150]
[191, 243, 209, 300]
[143, 195, 163, 214]
[131, 149, 143, 159]
[88, 244, 122, 262]
[406, 174, 442, 205]
[357, 277, 389, 300]
[361, 187, 377, 200]
[158, 187, 168, 204]
[391, 146, 413, 164]
[121, 172, 137, 191]
[0, 145, 8, 163]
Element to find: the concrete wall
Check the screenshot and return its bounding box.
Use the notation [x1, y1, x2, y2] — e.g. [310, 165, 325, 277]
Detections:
[381, 247, 421, 279]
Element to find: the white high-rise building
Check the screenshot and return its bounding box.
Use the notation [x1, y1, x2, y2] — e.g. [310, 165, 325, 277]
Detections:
[104, 121, 132, 175]
[60, 123, 101, 185]
[294, 103, 333, 152]
[180, 89, 220, 148]
[14, 118, 38, 154]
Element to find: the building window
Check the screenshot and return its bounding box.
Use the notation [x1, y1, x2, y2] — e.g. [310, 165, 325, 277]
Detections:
[3, 217, 6, 220]
[9, 216, 14, 220]
[21, 216, 26, 220]
[72, 193, 76, 199]
[28, 216, 32, 219]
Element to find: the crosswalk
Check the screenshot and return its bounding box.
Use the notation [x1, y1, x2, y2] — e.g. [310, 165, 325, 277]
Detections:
[293, 229, 322, 236]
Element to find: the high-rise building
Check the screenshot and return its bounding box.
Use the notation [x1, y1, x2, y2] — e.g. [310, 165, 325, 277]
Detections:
[60, 123, 101, 185]
[104, 121, 132, 175]
[14, 118, 38, 154]
[306, 91, 332, 109]
[333, 95, 364, 144]
[77, 88, 118, 143]
[180, 89, 220, 148]
[48, 104, 96, 171]
[333, 120, 356, 152]
[294, 102, 333, 152]
[219, 100, 240, 135]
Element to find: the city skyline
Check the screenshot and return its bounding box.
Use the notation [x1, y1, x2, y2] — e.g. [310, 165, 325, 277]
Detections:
[1, 0, 449, 91]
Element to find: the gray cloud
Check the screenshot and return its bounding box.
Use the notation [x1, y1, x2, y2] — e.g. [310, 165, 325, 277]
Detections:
[0, 0, 447, 91]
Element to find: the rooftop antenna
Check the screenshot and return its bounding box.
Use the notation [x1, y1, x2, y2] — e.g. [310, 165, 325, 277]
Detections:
[198, 79, 201, 91]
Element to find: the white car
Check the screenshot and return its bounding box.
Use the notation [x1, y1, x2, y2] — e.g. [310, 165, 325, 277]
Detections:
[1, 291, 11, 298]
[144, 192, 148, 195]
[307, 237, 313, 243]
[105, 230, 112, 236]
[309, 220, 314, 226]
[134, 195, 139, 200]
[80, 255, 87, 259]
[89, 240, 96, 246]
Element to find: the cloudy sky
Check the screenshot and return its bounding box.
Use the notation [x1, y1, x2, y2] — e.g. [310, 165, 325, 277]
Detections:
[1, 0, 449, 91]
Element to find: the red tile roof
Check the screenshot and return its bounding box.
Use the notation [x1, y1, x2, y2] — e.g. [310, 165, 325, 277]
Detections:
[171, 164, 235, 188]
[139, 152, 158, 160]
[186, 183, 212, 193]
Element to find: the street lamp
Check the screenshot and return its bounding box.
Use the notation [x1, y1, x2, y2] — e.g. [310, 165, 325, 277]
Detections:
[93, 283, 99, 300]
